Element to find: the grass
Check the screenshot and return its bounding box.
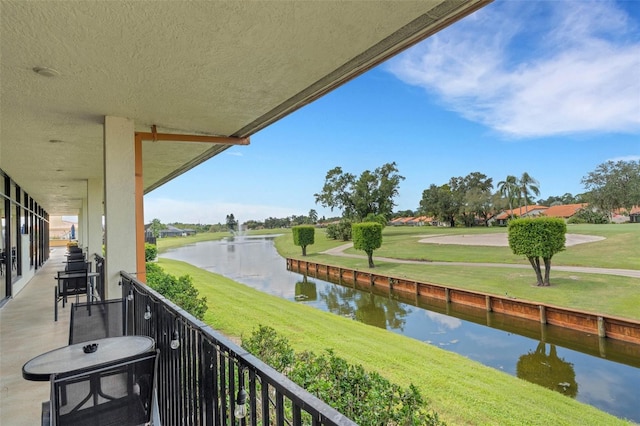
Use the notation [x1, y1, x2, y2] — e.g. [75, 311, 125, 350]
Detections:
[156, 231, 230, 252]
[321, 223, 640, 269]
[277, 224, 640, 320]
[158, 257, 633, 425]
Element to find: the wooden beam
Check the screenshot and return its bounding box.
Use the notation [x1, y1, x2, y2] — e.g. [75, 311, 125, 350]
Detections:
[135, 131, 250, 146]
[135, 134, 146, 283]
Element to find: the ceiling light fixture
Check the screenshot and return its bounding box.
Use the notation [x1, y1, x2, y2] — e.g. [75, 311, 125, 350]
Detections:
[33, 66, 60, 77]
[49, 139, 63, 144]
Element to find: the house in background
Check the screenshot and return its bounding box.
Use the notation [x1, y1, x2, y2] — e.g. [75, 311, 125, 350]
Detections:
[542, 203, 589, 221]
[144, 224, 196, 239]
[390, 216, 441, 226]
[612, 206, 640, 223]
[492, 205, 548, 226]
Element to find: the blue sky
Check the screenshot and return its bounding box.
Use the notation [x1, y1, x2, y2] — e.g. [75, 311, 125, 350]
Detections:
[145, 0, 640, 225]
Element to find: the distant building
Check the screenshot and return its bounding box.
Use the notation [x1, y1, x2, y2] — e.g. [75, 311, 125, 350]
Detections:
[492, 205, 548, 226]
[542, 203, 589, 220]
[144, 224, 196, 239]
[49, 216, 77, 240]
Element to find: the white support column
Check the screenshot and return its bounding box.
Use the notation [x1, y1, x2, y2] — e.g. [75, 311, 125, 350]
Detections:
[103, 116, 136, 298]
[80, 195, 88, 250]
[87, 178, 103, 263]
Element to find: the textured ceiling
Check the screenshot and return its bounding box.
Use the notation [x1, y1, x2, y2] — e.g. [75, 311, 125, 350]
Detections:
[0, 0, 491, 215]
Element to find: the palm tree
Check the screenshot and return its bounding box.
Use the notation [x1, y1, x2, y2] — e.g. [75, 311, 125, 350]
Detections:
[497, 175, 519, 218]
[519, 172, 540, 215]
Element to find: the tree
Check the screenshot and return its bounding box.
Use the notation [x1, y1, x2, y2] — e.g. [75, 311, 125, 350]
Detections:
[225, 213, 237, 232]
[352, 222, 383, 268]
[314, 162, 404, 221]
[497, 175, 519, 218]
[508, 217, 566, 286]
[326, 219, 352, 241]
[292, 225, 315, 256]
[519, 172, 540, 214]
[449, 172, 493, 227]
[418, 184, 458, 227]
[149, 218, 166, 238]
[581, 160, 640, 219]
[393, 209, 415, 218]
[308, 209, 318, 224]
[567, 207, 609, 224]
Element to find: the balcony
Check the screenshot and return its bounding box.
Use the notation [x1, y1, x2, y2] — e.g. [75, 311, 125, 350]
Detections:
[0, 248, 356, 425]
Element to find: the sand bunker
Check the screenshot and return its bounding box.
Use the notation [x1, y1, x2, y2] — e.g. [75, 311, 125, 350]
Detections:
[418, 233, 604, 247]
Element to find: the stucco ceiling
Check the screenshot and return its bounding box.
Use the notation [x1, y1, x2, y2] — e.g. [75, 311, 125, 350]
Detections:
[0, 0, 491, 216]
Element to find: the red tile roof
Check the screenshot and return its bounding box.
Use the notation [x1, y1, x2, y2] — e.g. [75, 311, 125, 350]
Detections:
[543, 203, 589, 218]
[495, 205, 547, 220]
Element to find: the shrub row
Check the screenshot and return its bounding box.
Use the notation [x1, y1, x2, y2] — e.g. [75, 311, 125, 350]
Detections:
[242, 325, 444, 426]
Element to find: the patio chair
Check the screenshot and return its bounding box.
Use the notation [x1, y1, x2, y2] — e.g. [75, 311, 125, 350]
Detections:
[55, 270, 89, 321]
[69, 299, 126, 345]
[65, 260, 90, 272]
[43, 350, 159, 426]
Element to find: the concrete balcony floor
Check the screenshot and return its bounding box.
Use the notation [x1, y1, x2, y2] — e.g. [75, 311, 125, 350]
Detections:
[0, 248, 74, 425]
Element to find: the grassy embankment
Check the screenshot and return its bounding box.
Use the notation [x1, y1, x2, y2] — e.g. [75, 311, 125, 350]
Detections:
[156, 224, 639, 424]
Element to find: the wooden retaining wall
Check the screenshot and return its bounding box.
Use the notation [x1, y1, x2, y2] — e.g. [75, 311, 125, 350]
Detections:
[287, 258, 640, 345]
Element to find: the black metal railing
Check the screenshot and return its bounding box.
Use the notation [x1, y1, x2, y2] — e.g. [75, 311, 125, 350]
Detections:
[94, 254, 105, 301]
[120, 272, 357, 426]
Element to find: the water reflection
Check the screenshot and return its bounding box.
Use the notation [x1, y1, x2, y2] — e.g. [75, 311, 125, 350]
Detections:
[319, 284, 410, 330]
[517, 342, 578, 397]
[295, 277, 317, 301]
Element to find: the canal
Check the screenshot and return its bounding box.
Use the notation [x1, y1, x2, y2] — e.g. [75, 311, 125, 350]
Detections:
[161, 235, 640, 422]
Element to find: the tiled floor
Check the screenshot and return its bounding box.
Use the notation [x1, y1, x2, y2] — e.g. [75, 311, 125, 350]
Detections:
[0, 247, 74, 425]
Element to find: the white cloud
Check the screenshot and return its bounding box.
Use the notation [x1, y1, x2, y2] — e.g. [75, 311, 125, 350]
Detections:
[144, 197, 302, 224]
[607, 154, 640, 162]
[224, 151, 243, 157]
[386, 0, 640, 138]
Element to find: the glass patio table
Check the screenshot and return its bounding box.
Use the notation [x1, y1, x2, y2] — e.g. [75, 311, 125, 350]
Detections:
[22, 336, 155, 381]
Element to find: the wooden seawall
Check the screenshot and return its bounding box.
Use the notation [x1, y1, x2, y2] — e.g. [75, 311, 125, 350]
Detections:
[287, 258, 640, 346]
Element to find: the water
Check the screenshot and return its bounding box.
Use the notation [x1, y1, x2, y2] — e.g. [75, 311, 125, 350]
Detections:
[161, 236, 640, 422]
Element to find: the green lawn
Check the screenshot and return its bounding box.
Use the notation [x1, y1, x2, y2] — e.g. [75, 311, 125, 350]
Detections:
[158, 258, 633, 426]
[331, 224, 640, 269]
[156, 231, 230, 252]
[277, 224, 640, 320]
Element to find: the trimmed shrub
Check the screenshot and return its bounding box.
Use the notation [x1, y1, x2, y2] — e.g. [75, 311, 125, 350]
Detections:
[352, 222, 383, 268]
[508, 217, 566, 286]
[292, 225, 315, 256]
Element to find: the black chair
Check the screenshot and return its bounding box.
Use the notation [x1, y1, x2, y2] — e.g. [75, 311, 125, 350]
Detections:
[55, 270, 89, 321]
[44, 350, 159, 426]
[65, 260, 90, 272]
[68, 246, 83, 254]
[69, 300, 125, 345]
